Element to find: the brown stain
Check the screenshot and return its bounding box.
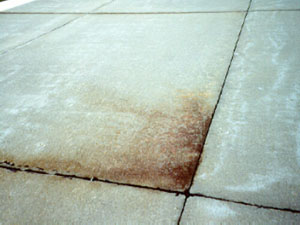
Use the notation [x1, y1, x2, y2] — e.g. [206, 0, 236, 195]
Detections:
[0, 87, 213, 191]
[90, 89, 213, 190]
[122, 92, 211, 190]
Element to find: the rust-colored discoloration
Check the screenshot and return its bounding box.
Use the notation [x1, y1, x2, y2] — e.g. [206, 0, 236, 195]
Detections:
[0, 89, 213, 191]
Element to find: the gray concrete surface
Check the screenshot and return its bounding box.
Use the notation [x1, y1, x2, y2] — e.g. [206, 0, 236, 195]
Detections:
[191, 11, 300, 211]
[0, 168, 184, 224]
[251, 0, 300, 10]
[181, 197, 300, 224]
[0, 13, 244, 191]
[96, 0, 249, 13]
[0, 14, 76, 53]
[0, 0, 299, 224]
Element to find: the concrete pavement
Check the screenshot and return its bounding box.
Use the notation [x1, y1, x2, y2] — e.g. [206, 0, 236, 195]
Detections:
[191, 10, 300, 211]
[0, 0, 299, 224]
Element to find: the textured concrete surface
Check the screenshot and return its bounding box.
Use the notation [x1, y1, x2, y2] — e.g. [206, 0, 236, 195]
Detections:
[0, 14, 76, 53]
[0, 168, 184, 224]
[0, 13, 244, 191]
[191, 11, 300, 210]
[1, 0, 300, 224]
[96, 0, 249, 13]
[181, 197, 300, 225]
[251, 0, 300, 10]
[7, 0, 111, 12]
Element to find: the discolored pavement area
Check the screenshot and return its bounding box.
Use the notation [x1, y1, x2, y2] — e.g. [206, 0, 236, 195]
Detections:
[0, 0, 300, 224]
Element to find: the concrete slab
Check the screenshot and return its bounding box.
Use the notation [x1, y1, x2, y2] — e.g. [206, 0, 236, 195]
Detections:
[181, 197, 300, 224]
[191, 11, 300, 210]
[0, 0, 36, 12]
[7, 0, 112, 13]
[0, 13, 244, 191]
[251, 0, 300, 10]
[0, 14, 76, 53]
[0, 168, 184, 224]
[96, 0, 250, 12]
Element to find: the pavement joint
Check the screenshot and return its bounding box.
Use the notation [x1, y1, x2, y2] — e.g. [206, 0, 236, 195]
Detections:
[0, 11, 247, 14]
[188, 0, 252, 209]
[176, 0, 252, 224]
[0, 0, 115, 55]
[177, 197, 188, 225]
[2, 159, 299, 214]
[0, 162, 185, 196]
[1, 1, 299, 222]
[91, 0, 116, 12]
[0, 15, 80, 55]
[250, 8, 300, 12]
[190, 193, 300, 214]
[1, 9, 299, 15]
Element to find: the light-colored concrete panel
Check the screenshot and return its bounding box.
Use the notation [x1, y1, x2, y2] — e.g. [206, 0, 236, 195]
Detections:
[0, 0, 36, 12]
[0, 168, 184, 224]
[0, 13, 244, 191]
[191, 11, 300, 210]
[8, 0, 112, 12]
[96, 0, 249, 12]
[251, 0, 300, 10]
[0, 14, 76, 53]
[181, 197, 300, 225]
